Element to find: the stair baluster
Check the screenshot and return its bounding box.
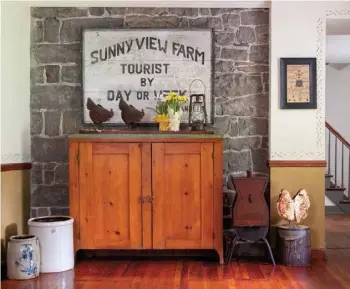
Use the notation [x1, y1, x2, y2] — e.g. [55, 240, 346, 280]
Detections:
[335, 137, 338, 187]
[328, 130, 331, 176]
[341, 143, 344, 189]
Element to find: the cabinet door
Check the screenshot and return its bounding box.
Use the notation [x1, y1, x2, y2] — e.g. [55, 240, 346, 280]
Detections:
[152, 143, 214, 249]
[79, 143, 142, 249]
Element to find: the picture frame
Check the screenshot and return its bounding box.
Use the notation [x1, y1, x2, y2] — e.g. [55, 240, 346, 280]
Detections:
[280, 57, 317, 109]
[81, 28, 214, 126]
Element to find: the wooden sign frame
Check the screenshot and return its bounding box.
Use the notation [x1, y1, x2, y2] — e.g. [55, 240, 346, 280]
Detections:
[81, 28, 214, 126]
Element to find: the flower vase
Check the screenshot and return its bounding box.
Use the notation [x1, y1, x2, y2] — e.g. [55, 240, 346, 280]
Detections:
[167, 107, 182, 132]
[7, 235, 40, 280]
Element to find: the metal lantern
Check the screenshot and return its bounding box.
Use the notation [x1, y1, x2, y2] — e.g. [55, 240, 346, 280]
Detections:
[188, 94, 208, 131]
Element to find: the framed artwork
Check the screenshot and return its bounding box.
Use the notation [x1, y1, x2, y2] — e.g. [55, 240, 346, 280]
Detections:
[280, 58, 317, 109]
[82, 28, 213, 126]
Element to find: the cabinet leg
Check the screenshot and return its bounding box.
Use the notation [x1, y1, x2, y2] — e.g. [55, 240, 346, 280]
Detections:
[215, 249, 224, 265]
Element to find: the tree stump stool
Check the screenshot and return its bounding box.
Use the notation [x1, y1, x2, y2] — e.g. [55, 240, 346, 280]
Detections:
[276, 225, 311, 266]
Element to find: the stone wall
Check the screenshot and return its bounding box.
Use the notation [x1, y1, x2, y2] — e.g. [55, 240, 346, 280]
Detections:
[30, 7, 269, 218]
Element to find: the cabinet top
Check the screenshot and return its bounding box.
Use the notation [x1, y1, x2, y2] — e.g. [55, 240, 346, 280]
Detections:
[68, 132, 223, 142]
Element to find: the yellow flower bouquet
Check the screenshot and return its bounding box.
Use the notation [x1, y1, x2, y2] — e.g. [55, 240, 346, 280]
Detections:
[147, 92, 188, 131]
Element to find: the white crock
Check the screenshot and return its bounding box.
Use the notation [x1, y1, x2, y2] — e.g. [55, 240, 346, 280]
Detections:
[7, 235, 40, 280]
[28, 216, 74, 273]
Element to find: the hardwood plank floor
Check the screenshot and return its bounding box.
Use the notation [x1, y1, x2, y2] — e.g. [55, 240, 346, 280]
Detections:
[2, 215, 350, 289]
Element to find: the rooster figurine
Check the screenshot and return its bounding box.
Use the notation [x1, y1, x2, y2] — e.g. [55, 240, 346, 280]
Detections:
[118, 97, 145, 129]
[276, 189, 310, 227]
[86, 98, 114, 127]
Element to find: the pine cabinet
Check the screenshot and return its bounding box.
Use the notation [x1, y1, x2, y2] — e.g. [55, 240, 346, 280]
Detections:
[69, 134, 223, 264]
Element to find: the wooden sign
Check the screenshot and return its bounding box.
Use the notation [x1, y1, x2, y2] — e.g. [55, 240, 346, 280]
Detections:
[82, 29, 213, 125]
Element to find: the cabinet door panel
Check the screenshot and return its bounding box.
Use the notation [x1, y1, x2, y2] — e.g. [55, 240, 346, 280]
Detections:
[79, 143, 142, 249]
[152, 143, 214, 249]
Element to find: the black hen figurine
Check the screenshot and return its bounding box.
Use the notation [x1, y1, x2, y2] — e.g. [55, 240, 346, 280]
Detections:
[118, 97, 145, 129]
[86, 98, 114, 127]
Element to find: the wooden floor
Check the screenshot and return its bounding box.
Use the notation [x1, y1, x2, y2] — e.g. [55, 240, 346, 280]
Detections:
[2, 215, 350, 289]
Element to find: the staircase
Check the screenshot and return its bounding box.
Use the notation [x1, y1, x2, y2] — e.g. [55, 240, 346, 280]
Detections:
[325, 121, 350, 214]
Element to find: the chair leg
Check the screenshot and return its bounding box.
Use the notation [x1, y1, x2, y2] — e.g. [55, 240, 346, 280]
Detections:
[262, 237, 276, 266]
[227, 236, 238, 264]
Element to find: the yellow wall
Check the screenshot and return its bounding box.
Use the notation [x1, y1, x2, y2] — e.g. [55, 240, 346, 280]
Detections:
[270, 167, 325, 249]
[1, 170, 31, 261]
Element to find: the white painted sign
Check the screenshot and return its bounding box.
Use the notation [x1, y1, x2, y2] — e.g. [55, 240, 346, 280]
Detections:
[82, 29, 213, 124]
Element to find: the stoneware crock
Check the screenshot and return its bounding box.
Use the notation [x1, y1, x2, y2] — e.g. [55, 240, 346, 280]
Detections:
[6, 235, 40, 280]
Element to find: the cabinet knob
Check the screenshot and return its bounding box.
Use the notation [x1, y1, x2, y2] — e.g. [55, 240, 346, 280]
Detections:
[185, 226, 192, 230]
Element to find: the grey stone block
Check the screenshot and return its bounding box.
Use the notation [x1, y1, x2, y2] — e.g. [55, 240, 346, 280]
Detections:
[215, 61, 234, 73]
[222, 14, 240, 29]
[37, 207, 50, 217]
[45, 111, 61, 136]
[55, 163, 68, 184]
[215, 32, 236, 46]
[263, 83, 269, 94]
[168, 8, 198, 17]
[224, 136, 261, 151]
[235, 64, 269, 74]
[214, 74, 262, 98]
[199, 8, 210, 16]
[31, 163, 43, 184]
[255, 25, 269, 44]
[262, 136, 268, 148]
[31, 185, 69, 206]
[31, 7, 88, 18]
[44, 18, 60, 43]
[189, 17, 222, 30]
[212, 8, 242, 16]
[214, 46, 221, 59]
[241, 10, 269, 25]
[31, 136, 68, 162]
[236, 26, 255, 44]
[61, 65, 81, 83]
[31, 67, 45, 85]
[229, 119, 239, 137]
[224, 150, 252, 174]
[63, 110, 81, 134]
[262, 72, 269, 83]
[51, 207, 69, 216]
[31, 208, 37, 218]
[214, 116, 231, 135]
[31, 85, 82, 110]
[252, 148, 269, 173]
[125, 15, 181, 28]
[250, 45, 269, 63]
[31, 20, 43, 43]
[33, 44, 81, 64]
[89, 7, 105, 16]
[238, 118, 268, 136]
[105, 7, 127, 15]
[45, 65, 60, 83]
[61, 18, 124, 42]
[220, 94, 269, 118]
[44, 170, 55, 185]
[31, 111, 43, 135]
[221, 48, 248, 61]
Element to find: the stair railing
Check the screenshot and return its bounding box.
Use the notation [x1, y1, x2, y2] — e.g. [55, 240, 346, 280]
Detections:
[326, 121, 350, 201]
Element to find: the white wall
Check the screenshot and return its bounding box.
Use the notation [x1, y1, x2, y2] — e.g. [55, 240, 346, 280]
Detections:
[1, 1, 31, 163]
[326, 65, 350, 143]
[269, 1, 349, 161]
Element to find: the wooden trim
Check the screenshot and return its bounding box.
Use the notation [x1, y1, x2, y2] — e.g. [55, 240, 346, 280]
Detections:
[1, 163, 32, 172]
[311, 249, 325, 260]
[326, 121, 350, 150]
[268, 160, 327, 167]
[69, 137, 222, 143]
